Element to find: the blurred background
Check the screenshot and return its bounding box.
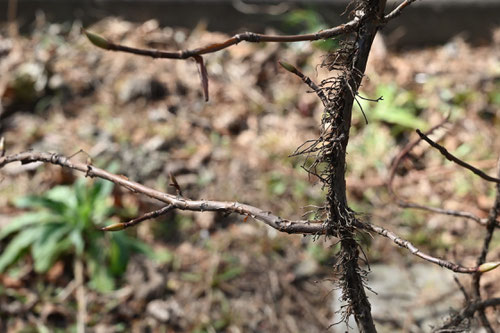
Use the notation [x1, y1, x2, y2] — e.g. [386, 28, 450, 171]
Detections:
[0, 0, 499, 332]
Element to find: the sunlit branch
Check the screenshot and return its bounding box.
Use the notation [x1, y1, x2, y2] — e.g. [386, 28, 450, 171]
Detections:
[417, 129, 500, 184]
[358, 221, 479, 274]
[436, 298, 500, 332]
[383, 0, 418, 22]
[2, 150, 498, 276]
[0, 151, 325, 235]
[471, 159, 500, 332]
[84, 17, 360, 60]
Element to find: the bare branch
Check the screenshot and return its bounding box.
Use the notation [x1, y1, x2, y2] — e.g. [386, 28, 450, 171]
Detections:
[0, 150, 325, 235]
[383, 0, 418, 22]
[83, 17, 360, 60]
[358, 221, 478, 274]
[471, 158, 500, 332]
[387, 120, 499, 228]
[101, 205, 175, 231]
[279, 61, 328, 106]
[476, 158, 500, 264]
[435, 298, 500, 332]
[397, 201, 494, 227]
[417, 129, 500, 184]
[388, 117, 449, 194]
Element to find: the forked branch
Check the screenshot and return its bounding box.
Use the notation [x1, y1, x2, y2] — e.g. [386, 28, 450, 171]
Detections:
[417, 129, 500, 184]
[388, 122, 499, 228]
[471, 160, 500, 332]
[83, 17, 360, 60]
[3, 150, 497, 276]
[0, 151, 324, 235]
[435, 298, 500, 332]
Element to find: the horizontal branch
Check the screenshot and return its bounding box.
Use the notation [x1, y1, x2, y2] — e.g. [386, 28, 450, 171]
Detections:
[397, 200, 497, 227]
[417, 129, 500, 184]
[84, 17, 360, 60]
[0, 151, 325, 235]
[101, 205, 175, 231]
[2, 150, 498, 275]
[358, 221, 479, 273]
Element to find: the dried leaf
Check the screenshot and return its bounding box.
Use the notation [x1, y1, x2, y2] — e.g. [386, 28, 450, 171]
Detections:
[193, 55, 209, 101]
[169, 172, 183, 197]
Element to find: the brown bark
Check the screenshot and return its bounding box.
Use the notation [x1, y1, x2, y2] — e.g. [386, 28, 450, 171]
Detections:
[325, 1, 386, 332]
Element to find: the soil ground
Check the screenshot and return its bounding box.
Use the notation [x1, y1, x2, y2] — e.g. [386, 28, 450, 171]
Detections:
[0, 17, 499, 333]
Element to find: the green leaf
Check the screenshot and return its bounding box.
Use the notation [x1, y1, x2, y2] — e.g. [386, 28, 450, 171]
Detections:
[0, 228, 40, 272]
[15, 195, 67, 213]
[32, 224, 72, 272]
[88, 259, 115, 292]
[152, 249, 174, 264]
[0, 212, 63, 240]
[355, 83, 428, 130]
[372, 106, 428, 129]
[214, 266, 244, 284]
[127, 238, 155, 258]
[109, 232, 130, 275]
[74, 179, 88, 207]
[69, 229, 85, 256]
[94, 181, 114, 203]
[46, 185, 77, 208]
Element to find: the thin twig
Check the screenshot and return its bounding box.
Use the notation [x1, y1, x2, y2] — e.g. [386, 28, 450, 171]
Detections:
[383, 0, 418, 22]
[397, 201, 494, 227]
[102, 205, 175, 231]
[471, 158, 500, 332]
[84, 17, 360, 60]
[453, 276, 469, 303]
[435, 298, 500, 332]
[387, 120, 498, 228]
[1, 150, 492, 276]
[387, 120, 500, 228]
[388, 117, 449, 193]
[279, 61, 329, 106]
[358, 221, 478, 274]
[417, 129, 500, 184]
[0, 151, 325, 235]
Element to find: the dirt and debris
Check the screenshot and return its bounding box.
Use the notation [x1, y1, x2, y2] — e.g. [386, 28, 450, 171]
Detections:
[0, 16, 499, 332]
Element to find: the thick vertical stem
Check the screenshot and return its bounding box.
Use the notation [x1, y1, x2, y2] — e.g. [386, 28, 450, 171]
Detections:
[326, 1, 386, 332]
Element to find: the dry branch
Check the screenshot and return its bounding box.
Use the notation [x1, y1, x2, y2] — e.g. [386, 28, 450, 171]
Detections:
[279, 61, 328, 106]
[0, 151, 325, 235]
[471, 160, 500, 332]
[383, 0, 418, 22]
[359, 222, 478, 273]
[436, 298, 500, 332]
[101, 205, 175, 231]
[2, 150, 491, 277]
[417, 129, 500, 184]
[388, 122, 498, 228]
[83, 17, 360, 60]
